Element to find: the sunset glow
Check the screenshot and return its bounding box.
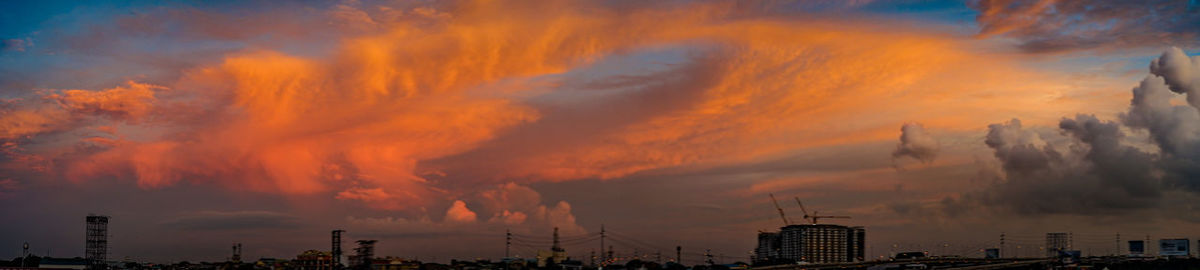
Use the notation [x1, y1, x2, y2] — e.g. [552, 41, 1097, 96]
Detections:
[3, 0, 1200, 266]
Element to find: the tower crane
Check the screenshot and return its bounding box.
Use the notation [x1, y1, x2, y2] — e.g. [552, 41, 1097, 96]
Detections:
[795, 197, 850, 224]
[768, 193, 791, 226]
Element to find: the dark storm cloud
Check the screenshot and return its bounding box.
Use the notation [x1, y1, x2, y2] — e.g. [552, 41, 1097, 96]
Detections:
[971, 0, 1200, 53]
[161, 210, 302, 231]
[976, 116, 1161, 215]
[965, 47, 1200, 216]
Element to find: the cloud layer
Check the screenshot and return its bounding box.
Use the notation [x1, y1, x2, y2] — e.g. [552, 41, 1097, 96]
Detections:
[0, 1, 1074, 217]
[968, 47, 1200, 217]
[971, 0, 1200, 52]
[4, 1, 1187, 261]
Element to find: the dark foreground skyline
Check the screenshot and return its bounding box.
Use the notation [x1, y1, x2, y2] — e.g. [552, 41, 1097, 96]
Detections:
[4, 0, 1200, 264]
[6, 214, 1200, 270]
[6, 213, 1200, 266]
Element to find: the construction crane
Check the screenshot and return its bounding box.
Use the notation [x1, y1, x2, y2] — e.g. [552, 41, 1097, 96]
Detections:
[769, 193, 791, 226]
[795, 197, 850, 224]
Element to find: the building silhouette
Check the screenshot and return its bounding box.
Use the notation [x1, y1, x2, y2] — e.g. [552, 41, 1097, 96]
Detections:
[352, 240, 377, 270]
[332, 230, 345, 269]
[847, 226, 865, 261]
[85, 215, 109, 270]
[768, 224, 865, 264]
[1046, 233, 1072, 257]
[536, 227, 568, 268]
[754, 232, 781, 262]
[296, 250, 334, 270]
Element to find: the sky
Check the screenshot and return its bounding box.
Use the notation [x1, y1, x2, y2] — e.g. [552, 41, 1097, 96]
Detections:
[3, 0, 1200, 264]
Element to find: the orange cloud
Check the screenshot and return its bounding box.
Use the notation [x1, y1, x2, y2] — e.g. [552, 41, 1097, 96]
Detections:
[48, 81, 161, 121]
[444, 200, 478, 223]
[0, 103, 70, 141]
[0, 81, 160, 141]
[49, 1, 700, 211]
[475, 21, 1081, 182]
[8, 1, 1099, 217]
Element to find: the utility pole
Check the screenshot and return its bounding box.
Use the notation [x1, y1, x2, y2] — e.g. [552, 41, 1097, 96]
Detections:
[1115, 233, 1120, 256]
[600, 225, 606, 261]
[506, 229, 512, 258]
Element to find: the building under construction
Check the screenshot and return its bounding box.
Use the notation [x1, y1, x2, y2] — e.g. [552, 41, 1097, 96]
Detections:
[776, 224, 865, 264]
[351, 240, 377, 270]
[755, 195, 866, 265]
[85, 215, 109, 270]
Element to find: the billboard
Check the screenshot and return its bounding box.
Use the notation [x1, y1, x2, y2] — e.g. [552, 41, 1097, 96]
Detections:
[1159, 239, 1190, 256]
[1129, 240, 1144, 255]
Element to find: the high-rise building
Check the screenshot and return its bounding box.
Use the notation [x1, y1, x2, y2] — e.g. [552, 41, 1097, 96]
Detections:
[1046, 233, 1071, 257]
[85, 215, 109, 270]
[754, 232, 780, 263]
[332, 230, 345, 269]
[777, 224, 864, 264]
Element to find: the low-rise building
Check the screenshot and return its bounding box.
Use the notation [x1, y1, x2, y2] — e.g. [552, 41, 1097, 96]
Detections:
[39, 258, 89, 270]
[369, 257, 419, 270]
[295, 251, 333, 270]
